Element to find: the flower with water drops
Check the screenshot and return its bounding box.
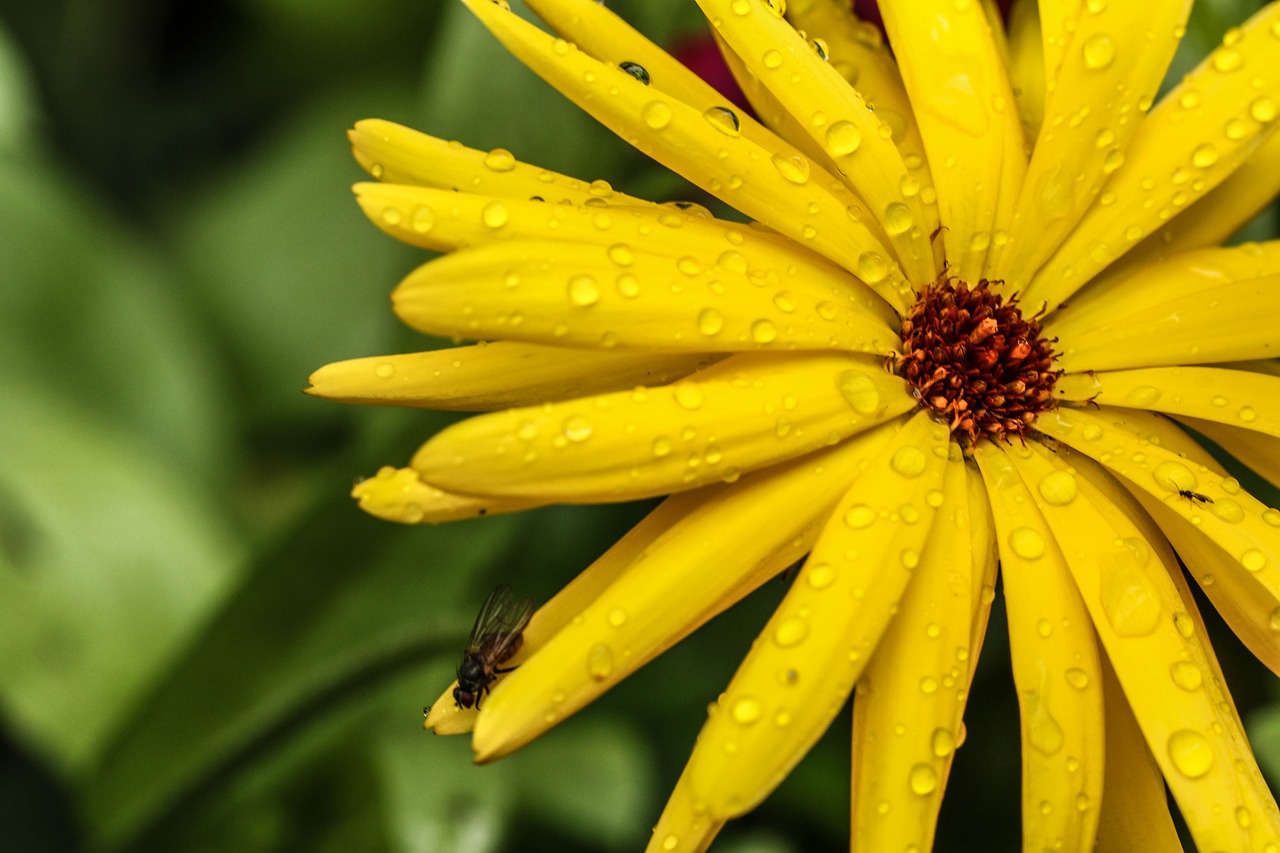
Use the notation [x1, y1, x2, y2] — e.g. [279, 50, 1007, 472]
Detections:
[308, 0, 1280, 849]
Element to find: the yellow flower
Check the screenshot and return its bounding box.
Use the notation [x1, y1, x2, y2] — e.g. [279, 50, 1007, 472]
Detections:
[308, 0, 1280, 849]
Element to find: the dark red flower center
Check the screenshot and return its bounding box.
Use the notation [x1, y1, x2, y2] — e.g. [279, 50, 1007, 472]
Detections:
[896, 274, 1061, 445]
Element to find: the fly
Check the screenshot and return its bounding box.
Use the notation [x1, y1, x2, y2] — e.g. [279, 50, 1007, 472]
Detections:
[1176, 488, 1214, 505]
[453, 584, 534, 710]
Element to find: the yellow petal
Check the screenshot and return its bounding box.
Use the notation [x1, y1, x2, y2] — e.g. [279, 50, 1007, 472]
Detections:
[646, 764, 723, 853]
[426, 481, 707, 734]
[411, 352, 914, 502]
[1047, 240, 1280, 323]
[1023, 5, 1280, 309]
[308, 343, 710, 411]
[1005, 0, 1046, 139]
[390, 245, 900, 358]
[880, 0, 1027, 282]
[1044, 244, 1280, 371]
[974, 442, 1104, 851]
[1056, 366, 1280, 438]
[351, 466, 542, 524]
[1007, 442, 1280, 850]
[1177, 413, 1280, 489]
[784, 0, 942, 242]
[472, 422, 898, 760]
[348, 119, 650, 206]
[997, 1, 1191, 289]
[850, 456, 994, 852]
[685, 411, 953, 818]
[1043, 407, 1280, 677]
[1094, 656, 1185, 853]
[460, 0, 914, 313]
[1126, 131, 1280, 266]
[693, 0, 935, 286]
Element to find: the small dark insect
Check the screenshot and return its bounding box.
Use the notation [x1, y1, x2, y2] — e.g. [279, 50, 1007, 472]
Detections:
[453, 584, 535, 710]
[1177, 488, 1214, 505]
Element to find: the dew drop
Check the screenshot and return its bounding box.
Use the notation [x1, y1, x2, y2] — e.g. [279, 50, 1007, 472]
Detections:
[909, 763, 939, 795]
[1242, 548, 1267, 573]
[1170, 661, 1203, 691]
[731, 696, 762, 725]
[1124, 385, 1161, 406]
[931, 728, 955, 758]
[619, 61, 650, 85]
[607, 243, 634, 267]
[642, 100, 673, 129]
[587, 643, 614, 680]
[615, 274, 640, 298]
[673, 382, 705, 410]
[1191, 144, 1219, 169]
[807, 562, 837, 589]
[825, 120, 863, 156]
[568, 274, 601, 306]
[562, 415, 593, 442]
[482, 201, 509, 228]
[374, 362, 396, 379]
[1037, 470, 1078, 505]
[771, 152, 811, 184]
[697, 308, 725, 336]
[751, 319, 778, 343]
[857, 251, 888, 283]
[652, 437, 672, 458]
[774, 616, 809, 647]
[1065, 668, 1090, 690]
[890, 446, 927, 478]
[483, 148, 517, 172]
[608, 608, 627, 627]
[884, 202, 913, 235]
[1081, 34, 1116, 69]
[836, 370, 881, 414]
[410, 206, 435, 233]
[844, 504, 876, 528]
[1167, 729, 1214, 779]
[1009, 527, 1046, 560]
[1098, 549, 1162, 637]
[703, 105, 741, 136]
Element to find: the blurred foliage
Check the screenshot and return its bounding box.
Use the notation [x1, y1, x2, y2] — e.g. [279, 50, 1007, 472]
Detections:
[0, 0, 1276, 852]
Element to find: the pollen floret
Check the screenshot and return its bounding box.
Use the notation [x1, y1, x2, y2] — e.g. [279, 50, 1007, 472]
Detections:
[897, 274, 1060, 445]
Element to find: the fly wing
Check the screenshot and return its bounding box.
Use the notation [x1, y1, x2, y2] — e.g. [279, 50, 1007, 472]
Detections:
[464, 584, 514, 654]
[473, 589, 535, 665]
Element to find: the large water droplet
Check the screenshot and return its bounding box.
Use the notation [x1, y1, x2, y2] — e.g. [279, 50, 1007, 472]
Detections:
[1170, 661, 1203, 691]
[1009, 527, 1046, 560]
[909, 763, 939, 795]
[619, 61, 650, 85]
[562, 415, 593, 442]
[1037, 471, 1078, 505]
[1098, 549, 1161, 637]
[731, 696, 762, 725]
[774, 616, 809, 647]
[1167, 729, 1214, 778]
[703, 106, 741, 136]
[771, 152, 811, 184]
[889, 446, 927, 478]
[642, 101, 673, 129]
[825, 120, 862, 156]
[836, 370, 881, 414]
[568, 275, 600, 306]
[1082, 34, 1116, 69]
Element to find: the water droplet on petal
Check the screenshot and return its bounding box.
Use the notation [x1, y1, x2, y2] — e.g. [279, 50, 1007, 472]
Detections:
[836, 370, 881, 414]
[771, 152, 811, 184]
[619, 61, 650, 85]
[1170, 661, 1203, 691]
[774, 616, 808, 647]
[1167, 729, 1214, 778]
[890, 446, 927, 478]
[1009, 527, 1046, 559]
[731, 696, 762, 725]
[483, 148, 517, 172]
[825, 120, 862, 156]
[562, 415, 593, 442]
[587, 643, 614, 680]
[909, 763, 938, 795]
[568, 274, 600, 306]
[642, 100, 672, 129]
[1037, 470, 1078, 505]
[703, 105, 741, 136]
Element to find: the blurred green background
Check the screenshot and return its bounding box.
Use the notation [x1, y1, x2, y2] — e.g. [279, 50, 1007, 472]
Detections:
[0, 0, 1277, 851]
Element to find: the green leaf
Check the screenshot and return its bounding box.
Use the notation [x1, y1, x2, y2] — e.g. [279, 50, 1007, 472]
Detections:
[168, 86, 421, 429]
[78, 488, 524, 850]
[0, 378, 244, 775]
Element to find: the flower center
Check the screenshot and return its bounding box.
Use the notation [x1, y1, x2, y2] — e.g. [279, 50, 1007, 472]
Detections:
[896, 274, 1061, 445]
